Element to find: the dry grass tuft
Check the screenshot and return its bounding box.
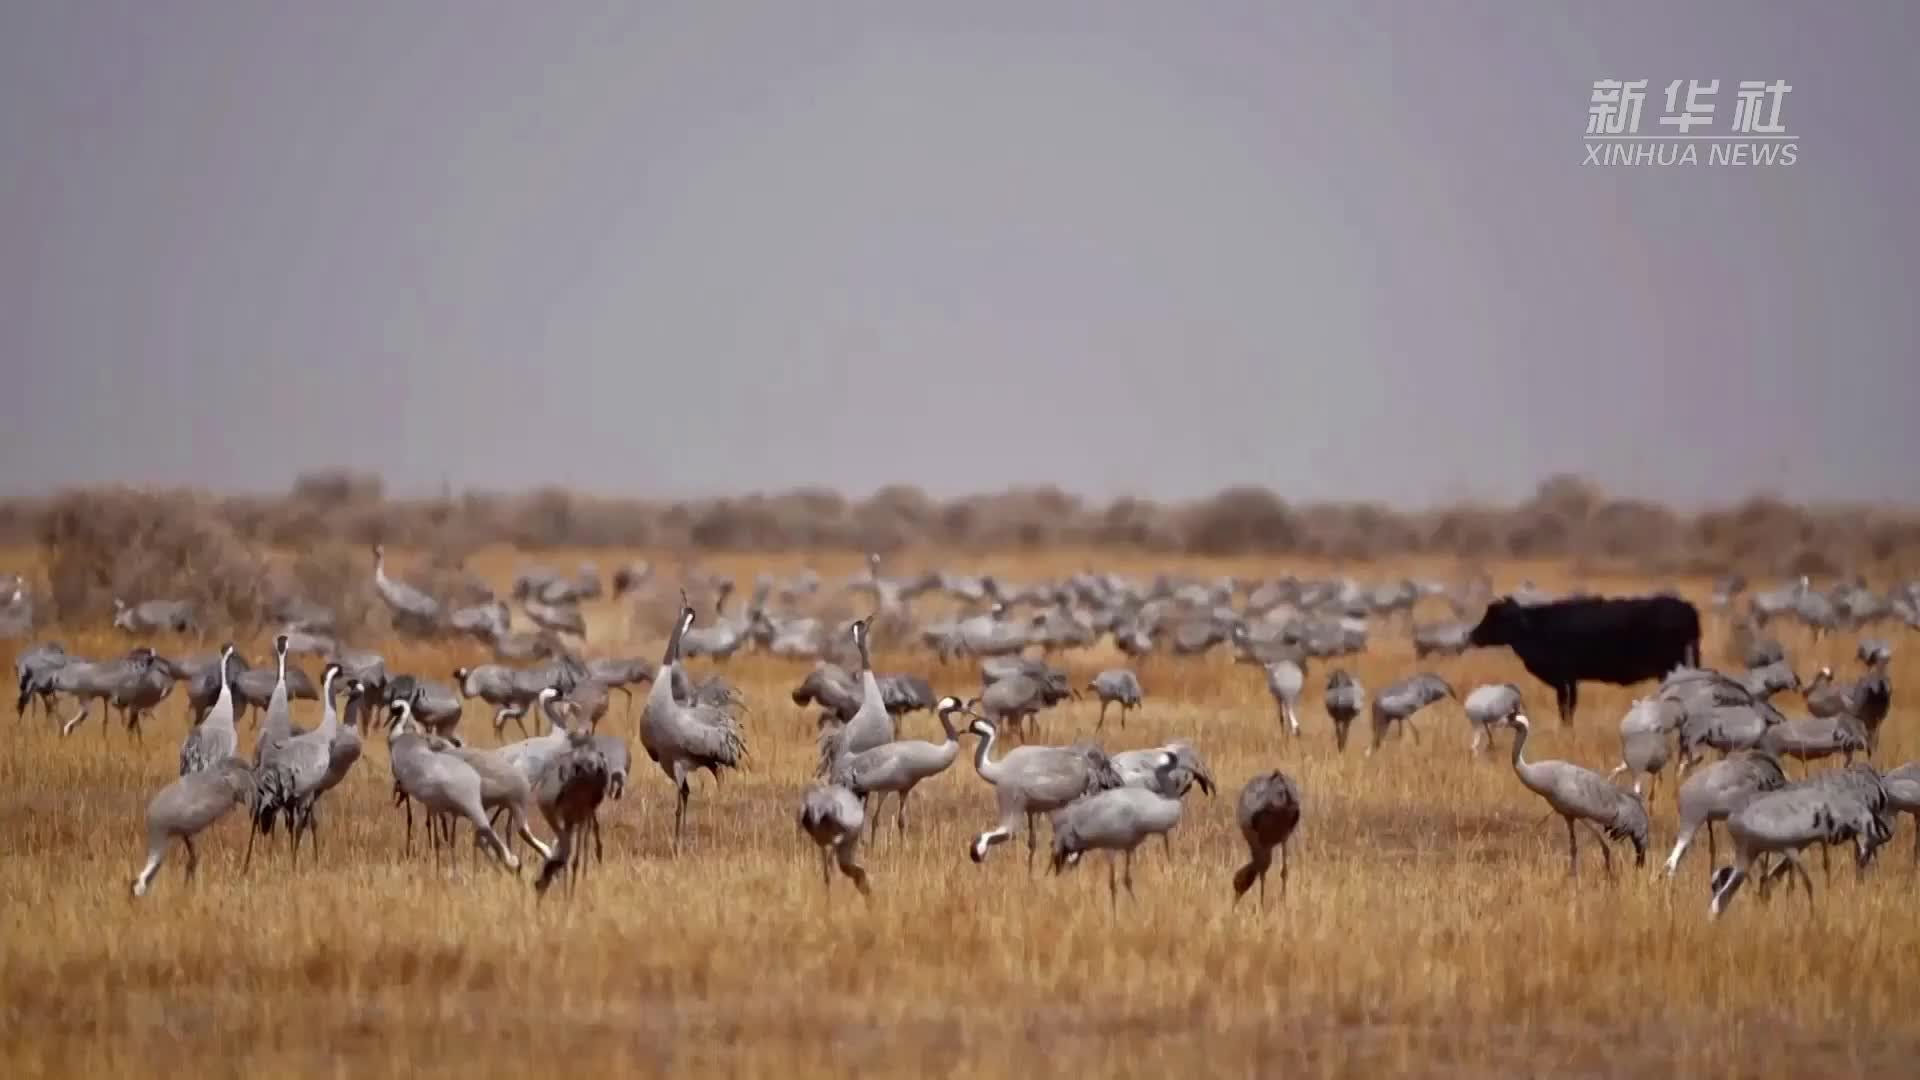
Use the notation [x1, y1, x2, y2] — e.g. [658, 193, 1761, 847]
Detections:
[1, 553, 1916, 1077]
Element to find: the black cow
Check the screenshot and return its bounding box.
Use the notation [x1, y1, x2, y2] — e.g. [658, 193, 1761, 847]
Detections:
[1468, 595, 1701, 725]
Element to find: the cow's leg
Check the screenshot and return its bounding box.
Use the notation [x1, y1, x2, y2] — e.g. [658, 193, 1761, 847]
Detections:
[1556, 682, 1578, 726]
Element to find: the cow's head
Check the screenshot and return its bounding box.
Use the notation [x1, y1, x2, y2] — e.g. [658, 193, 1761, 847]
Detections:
[1468, 597, 1529, 647]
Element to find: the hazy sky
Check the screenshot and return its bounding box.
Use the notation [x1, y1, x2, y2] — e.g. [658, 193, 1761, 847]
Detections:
[2, 2, 1915, 507]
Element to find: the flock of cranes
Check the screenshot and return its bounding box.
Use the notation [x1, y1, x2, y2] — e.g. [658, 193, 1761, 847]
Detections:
[8, 547, 1917, 918]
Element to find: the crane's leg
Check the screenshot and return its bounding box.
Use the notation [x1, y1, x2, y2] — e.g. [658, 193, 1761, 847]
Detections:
[132, 841, 166, 897]
[1026, 813, 1038, 875]
[1122, 849, 1136, 900]
[1663, 820, 1698, 877]
[1334, 718, 1350, 753]
[182, 836, 198, 883]
[819, 847, 832, 890]
[1565, 816, 1579, 878]
[1107, 854, 1118, 915]
[868, 793, 886, 844]
[895, 790, 910, 841]
[1160, 830, 1171, 863]
[673, 772, 691, 852]
[1582, 821, 1615, 879]
[1784, 850, 1816, 905]
[1471, 724, 1488, 756]
[1819, 840, 1831, 884]
[1096, 701, 1108, 732]
[1279, 840, 1290, 898]
[1706, 821, 1717, 870]
[243, 811, 260, 874]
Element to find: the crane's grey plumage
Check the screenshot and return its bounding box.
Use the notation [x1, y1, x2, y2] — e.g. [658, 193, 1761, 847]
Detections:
[829, 696, 968, 845]
[1759, 713, 1870, 768]
[1661, 749, 1788, 877]
[1087, 668, 1143, 731]
[533, 727, 612, 896]
[798, 783, 870, 896]
[1606, 695, 1681, 802]
[1880, 762, 1920, 865]
[1232, 769, 1303, 907]
[1708, 782, 1885, 917]
[111, 597, 195, 634]
[1369, 673, 1454, 756]
[1463, 682, 1525, 756]
[371, 544, 443, 631]
[815, 617, 891, 776]
[1262, 659, 1306, 737]
[1324, 669, 1365, 752]
[1110, 741, 1216, 800]
[640, 603, 747, 848]
[252, 661, 346, 866]
[14, 641, 67, 721]
[131, 756, 255, 897]
[1502, 714, 1648, 877]
[179, 645, 240, 776]
[1048, 752, 1186, 912]
[387, 700, 520, 871]
[964, 717, 1121, 870]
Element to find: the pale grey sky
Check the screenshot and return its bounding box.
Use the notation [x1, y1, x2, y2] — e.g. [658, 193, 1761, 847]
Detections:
[2, 2, 1915, 507]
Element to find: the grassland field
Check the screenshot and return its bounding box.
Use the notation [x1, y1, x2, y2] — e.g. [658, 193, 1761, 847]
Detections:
[1, 547, 1915, 1078]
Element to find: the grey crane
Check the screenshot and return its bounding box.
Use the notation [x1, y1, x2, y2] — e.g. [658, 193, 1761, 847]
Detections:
[582, 730, 631, 866]
[524, 596, 587, 640]
[1324, 669, 1365, 752]
[1857, 639, 1893, 668]
[1804, 667, 1845, 718]
[252, 662, 347, 867]
[1262, 659, 1306, 737]
[1759, 714, 1870, 770]
[449, 599, 512, 641]
[1463, 682, 1526, 756]
[1087, 669, 1143, 731]
[1232, 769, 1303, 907]
[14, 641, 67, 721]
[1880, 762, 1920, 865]
[791, 662, 862, 723]
[969, 666, 1076, 740]
[108, 649, 173, 739]
[963, 716, 1120, 870]
[1501, 714, 1649, 877]
[798, 783, 870, 897]
[0, 573, 31, 640]
[250, 635, 296, 767]
[1661, 749, 1788, 877]
[1708, 783, 1883, 917]
[300, 676, 369, 854]
[387, 699, 520, 871]
[383, 676, 463, 738]
[1607, 696, 1681, 802]
[532, 727, 611, 895]
[1110, 741, 1216, 801]
[1845, 658, 1893, 753]
[229, 659, 320, 730]
[679, 579, 760, 660]
[586, 655, 656, 720]
[640, 603, 747, 848]
[1789, 764, 1895, 878]
[814, 617, 892, 775]
[48, 651, 147, 739]
[1048, 752, 1185, 912]
[1411, 620, 1474, 659]
[829, 696, 969, 845]
[179, 645, 241, 776]
[111, 597, 195, 634]
[1369, 673, 1455, 756]
[371, 544, 443, 632]
[131, 756, 256, 897]
[1740, 660, 1801, 700]
[454, 663, 541, 735]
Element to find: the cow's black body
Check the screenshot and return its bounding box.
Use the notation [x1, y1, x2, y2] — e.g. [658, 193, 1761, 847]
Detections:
[1468, 595, 1701, 724]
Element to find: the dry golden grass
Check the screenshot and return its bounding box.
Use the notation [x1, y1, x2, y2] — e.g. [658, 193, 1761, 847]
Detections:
[2, 549, 1916, 1078]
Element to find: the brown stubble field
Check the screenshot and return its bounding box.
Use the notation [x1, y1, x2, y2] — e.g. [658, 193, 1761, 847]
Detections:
[0, 547, 1916, 1078]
